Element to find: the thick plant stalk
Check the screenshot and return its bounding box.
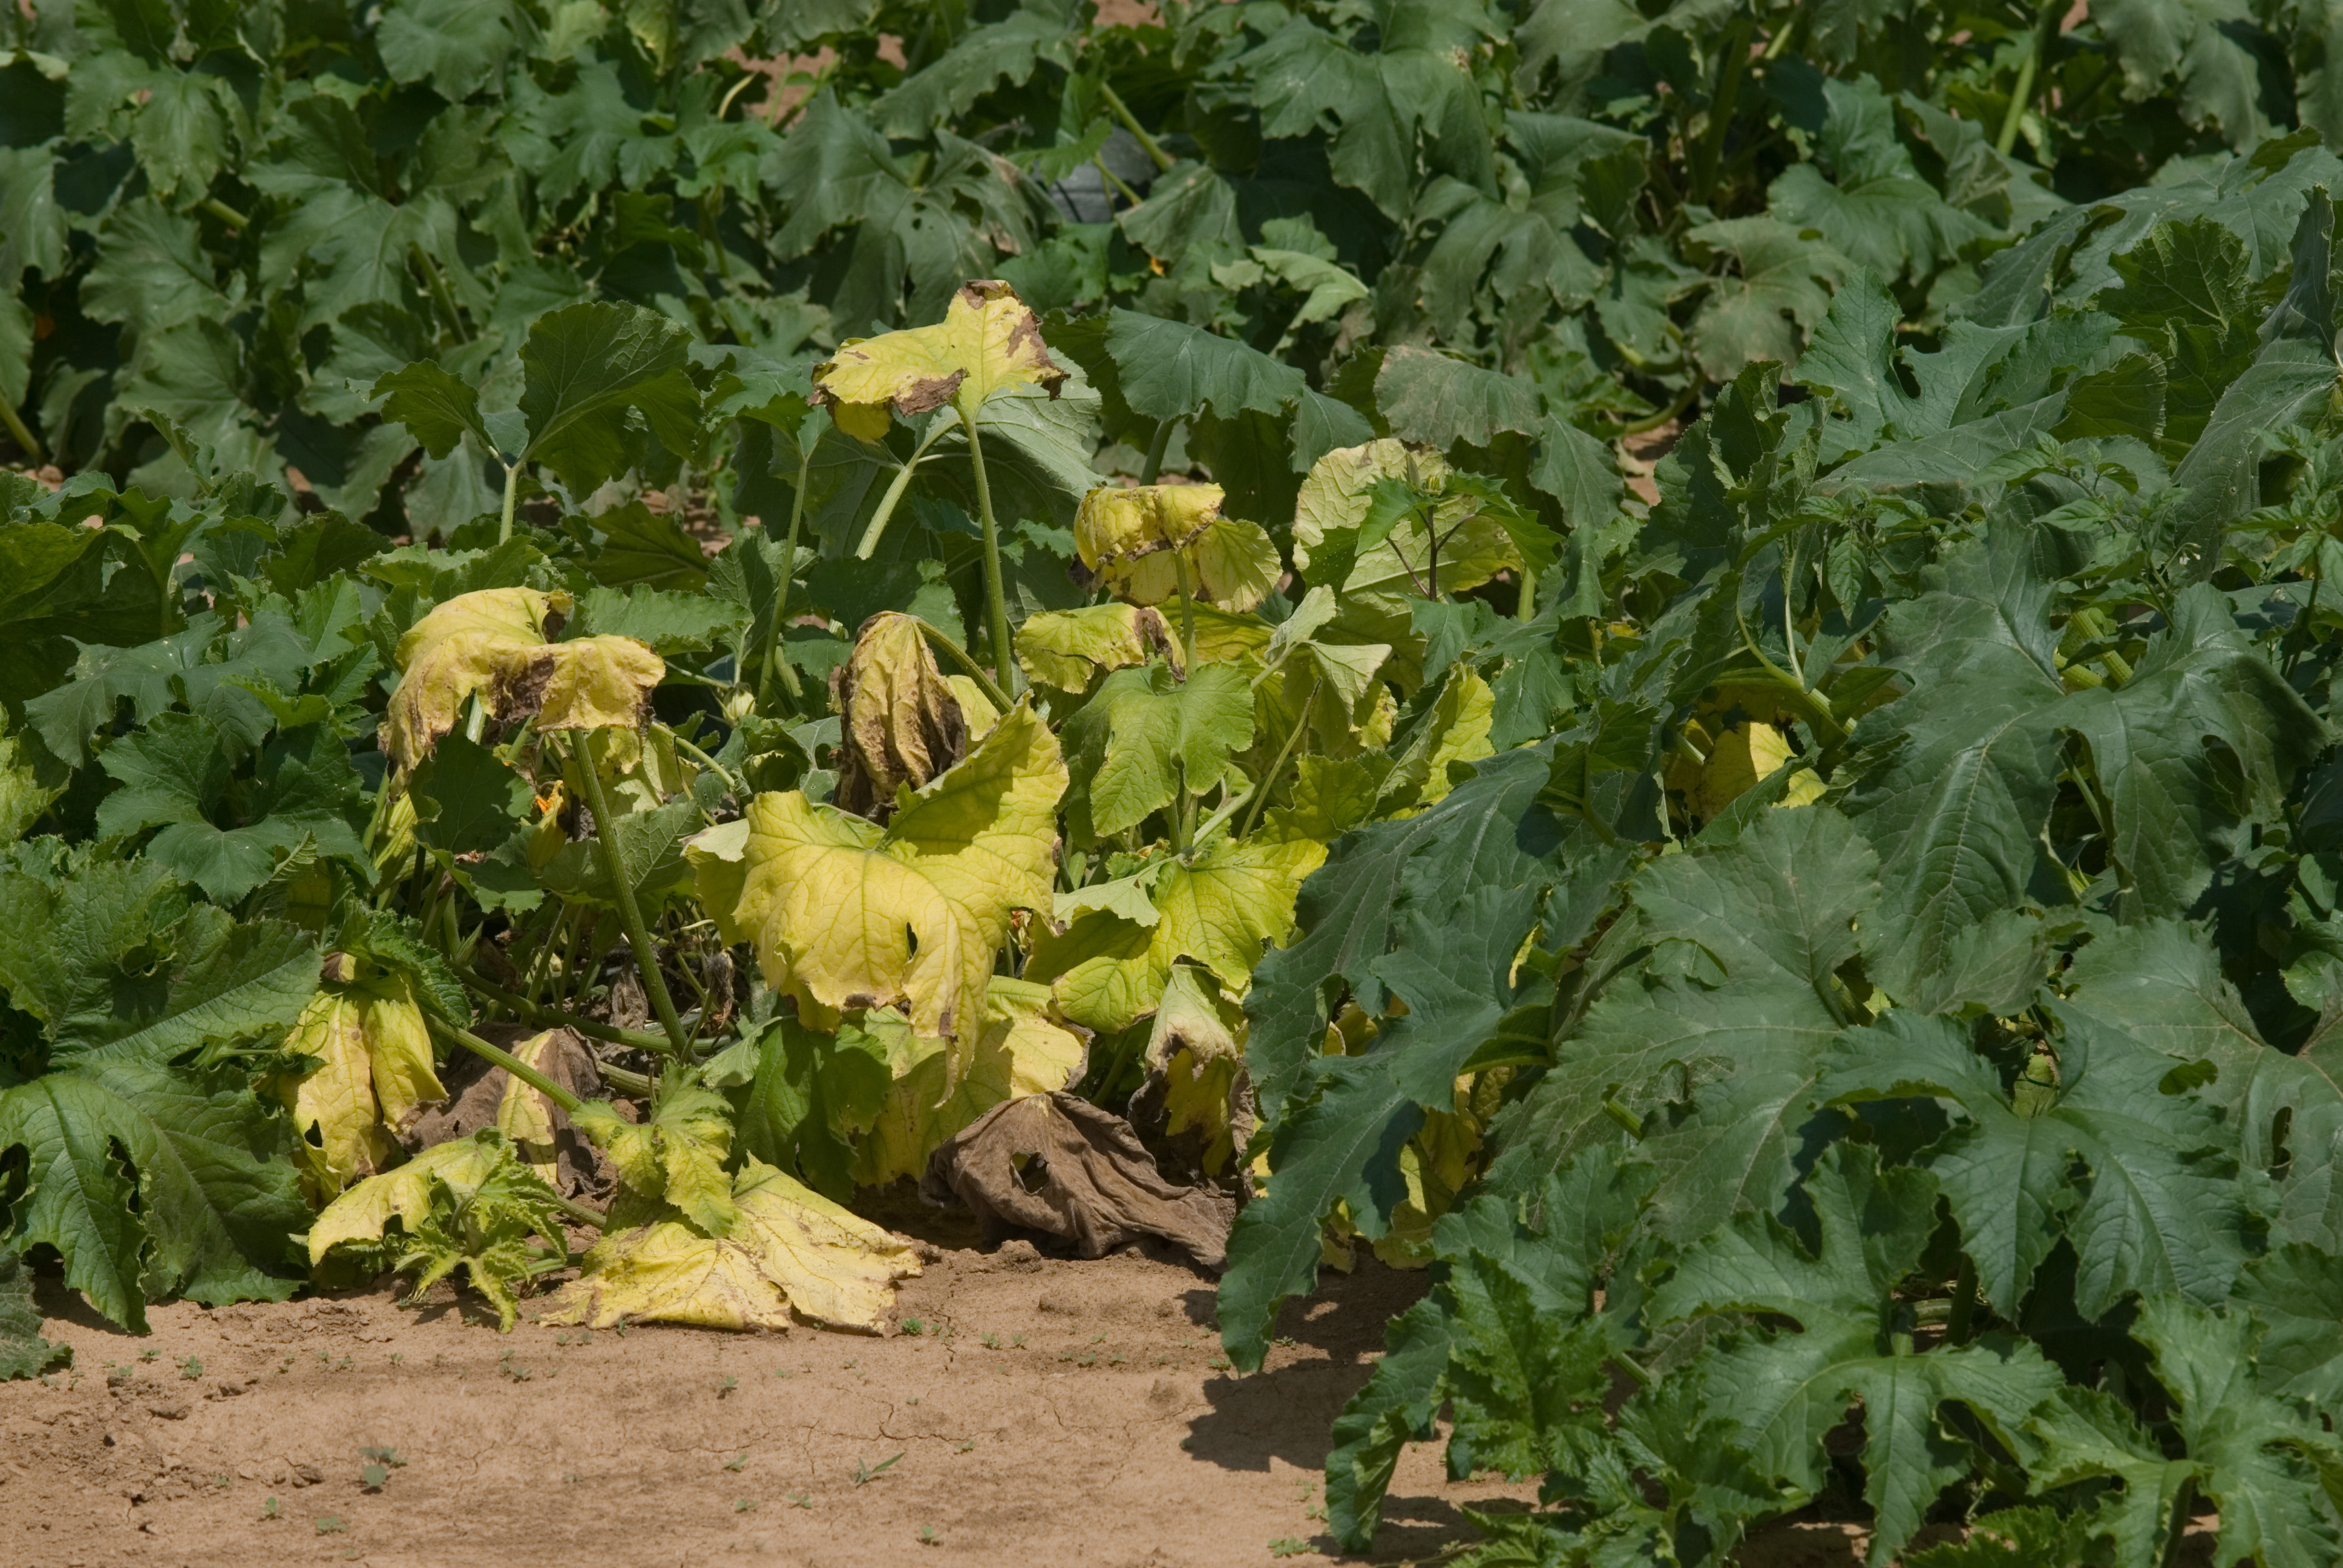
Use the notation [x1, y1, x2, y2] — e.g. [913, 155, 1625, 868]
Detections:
[1169, 549, 1201, 675]
[853, 416, 954, 559]
[456, 965, 677, 1057]
[497, 458, 521, 543]
[1996, 1, 2060, 155]
[575, 730, 693, 1057]
[762, 416, 818, 700]
[0, 396, 44, 465]
[961, 407, 1017, 689]
[914, 616, 1014, 711]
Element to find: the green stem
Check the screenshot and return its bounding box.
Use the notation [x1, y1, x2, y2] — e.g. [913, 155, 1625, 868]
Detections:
[1092, 154, 1143, 207]
[1236, 676, 1320, 840]
[428, 1016, 586, 1116]
[408, 243, 471, 344]
[670, 733, 743, 799]
[1139, 419, 1174, 485]
[852, 415, 953, 559]
[1614, 383, 1698, 436]
[556, 909, 595, 1010]
[201, 197, 251, 229]
[1515, 564, 1539, 624]
[1095, 80, 1173, 172]
[1688, 17, 1753, 203]
[1169, 549, 1200, 676]
[763, 416, 819, 701]
[1996, 2, 2059, 157]
[1948, 1255, 1978, 1345]
[960, 407, 1016, 690]
[455, 969, 680, 1056]
[914, 616, 1014, 711]
[0, 396, 44, 466]
[574, 731, 693, 1056]
[497, 459, 521, 544]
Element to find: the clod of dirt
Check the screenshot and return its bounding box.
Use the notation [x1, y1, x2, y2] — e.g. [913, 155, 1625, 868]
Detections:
[922, 1093, 1234, 1269]
[399, 1025, 611, 1197]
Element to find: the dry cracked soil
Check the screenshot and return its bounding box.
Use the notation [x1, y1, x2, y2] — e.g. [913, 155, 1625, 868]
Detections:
[2, 1217, 1882, 1568]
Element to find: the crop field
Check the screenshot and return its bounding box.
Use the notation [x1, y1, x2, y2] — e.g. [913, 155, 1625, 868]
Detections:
[7, 0, 2343, 1563]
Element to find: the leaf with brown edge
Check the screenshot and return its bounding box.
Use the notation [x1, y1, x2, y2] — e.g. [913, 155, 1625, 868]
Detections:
[1129, 962, 1254, 1177]
[1073, 483, 1280, 613]
[1015, 602, 1178, 691]
[854, 978, 1091, 1186]
[831, 612, 968, 823]
[274, 962, 446, 1204]
[811, 279, 1065, 436]
[922, 1091, 1234, 1269]
[381, 587, 663, 768]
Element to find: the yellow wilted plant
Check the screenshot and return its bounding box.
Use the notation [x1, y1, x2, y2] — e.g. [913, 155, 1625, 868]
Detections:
[275, 954, 446, 1203]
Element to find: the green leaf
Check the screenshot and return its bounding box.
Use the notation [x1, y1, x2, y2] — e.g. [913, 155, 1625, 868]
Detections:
[874, 0, 1078, 138]
[1650, 1144, 2065, 1564]
[1374, 347, 1543, 452]
[733, 1014, 891, 1204]
[1060, 663, 1256, 846]
[1684, 217, 1850, 377]
[2132, 1296, 2343, 1566]
[519, 302, 703, 496]
[0, 1249, 70, 1380]
[1820, 1007, 2248, 1319]
[373, 361, 498, 462]
[407, 731, 532, 859]
[1103, 310, 1306, 424]
[0, 1057, 306, 1332]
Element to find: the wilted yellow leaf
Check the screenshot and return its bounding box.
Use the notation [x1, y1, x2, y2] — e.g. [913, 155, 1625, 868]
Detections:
[382, 587, 663, 768]
[544, 1158, 920, 1333]
[811, 279, 1064, 436]
[721, 705, 1066, 1053]
[1291, 440, 1519, 622]
[1015, 603, 1176, 691]
[854, 979, 1090, 1186]
[277, 967, 447, 1203]
[831, 612, 966, 822]
[1074, 484, 1279, 612]
[1139, 964, 1250, 1175]
[307, 1135, 510, 1265]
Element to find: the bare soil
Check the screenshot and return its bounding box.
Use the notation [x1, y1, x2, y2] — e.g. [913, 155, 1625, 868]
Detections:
[3, 1231, 1873, 1568]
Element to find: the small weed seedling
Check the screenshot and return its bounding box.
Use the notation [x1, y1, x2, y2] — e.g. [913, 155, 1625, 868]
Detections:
[389, 1353, 404, 1367]
[177, 1355, 203, 1380]
[719, 1375, 738, 1397]
[919, 1524, 940, 1545]
[724, 1452, 750, 1472]
[981, 1333, 998, 1349]
[359, 1445, 405, 1468]
[786, 1492, 812, 1509]
[956, 1440, 976, 1453]
[211, 1473, 232, 1490]
[315, 1515, 346, 1535]
[906, 1396, 919, 1406]
[1268, 1540, 1316, 1559]
[734, 1497, 758, 1513]
[360, 1462, 390, 1492]
[139, 1347, 159, 1364]
[900, 1318, 924, 1336]
[261, 1497, 280, 1520]
[852, 1452, 903, 1486]
[1010, 1334, 1027, 1348]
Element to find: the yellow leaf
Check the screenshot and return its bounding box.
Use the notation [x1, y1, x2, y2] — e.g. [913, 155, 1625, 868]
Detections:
[720, 705, 1066, 1059]
[811, 279, 1064, 435]
[307, 1135, 510, 1266]
[545, 1158, 920, 1333]
[496, 1030, 565, 1188]
[854, 979, 1091, 1186]
[1381, 665, 1495, 809]
[1033, 833, 1326, 1032]
[572, 1085, 737, 1238]
[382, 587, 663, 768]
[277, 969, 448, 1203]
[1074, 483, 1279, 612]
[1139, 965, 1250, 1176]
[1015, 603, 1176, 691]
[1290, 441, 1520, 667]
[831, 613, 966, 823]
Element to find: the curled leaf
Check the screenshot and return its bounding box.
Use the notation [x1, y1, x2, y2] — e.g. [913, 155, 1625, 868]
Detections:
[1073, 483, 1279, 613]
[1129, 964, 1253, 1177]
[544, 1158, 920, 1333]
[831, 612, 967, 823]
[382, 587, 663, 768]
[855, 978, 1092, 1186]
[923, 1091, 1235, 1269]
[1015, 603, 1179, 691]
[572, 1083, 736, 1238]
[811, 279, 1064, 436]
[277, 966, 447, 1203]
